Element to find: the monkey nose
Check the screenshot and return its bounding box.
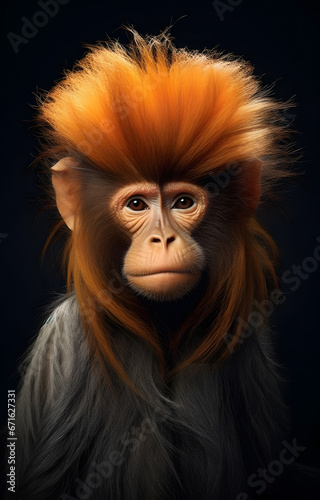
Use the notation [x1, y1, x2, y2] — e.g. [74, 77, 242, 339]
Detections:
[150, 235, 176, 247]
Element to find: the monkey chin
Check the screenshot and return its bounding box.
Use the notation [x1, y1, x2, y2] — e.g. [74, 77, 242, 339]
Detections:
[127, 271, 202, 302]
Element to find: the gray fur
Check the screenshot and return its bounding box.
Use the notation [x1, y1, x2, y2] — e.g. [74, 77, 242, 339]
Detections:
[14, 295, 288, 499]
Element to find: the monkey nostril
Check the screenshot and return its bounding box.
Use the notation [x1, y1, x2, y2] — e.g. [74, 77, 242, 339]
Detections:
[151, 236, 175, 245]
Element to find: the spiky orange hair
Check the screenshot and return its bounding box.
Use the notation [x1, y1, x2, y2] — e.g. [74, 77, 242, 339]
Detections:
[39, 29, 289, 185]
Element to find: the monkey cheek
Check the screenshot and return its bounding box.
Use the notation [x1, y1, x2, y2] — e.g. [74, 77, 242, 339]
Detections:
[126, 271, 202, 301]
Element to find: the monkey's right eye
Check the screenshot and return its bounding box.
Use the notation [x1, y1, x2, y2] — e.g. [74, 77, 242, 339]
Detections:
[126, 199, 149, 211]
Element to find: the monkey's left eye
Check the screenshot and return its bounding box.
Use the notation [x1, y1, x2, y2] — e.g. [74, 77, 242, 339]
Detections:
[173, 197, 195, 209]
[127, 199, 149, 211]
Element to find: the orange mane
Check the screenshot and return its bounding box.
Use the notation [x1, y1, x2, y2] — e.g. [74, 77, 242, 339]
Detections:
[38, 29, 291, 388]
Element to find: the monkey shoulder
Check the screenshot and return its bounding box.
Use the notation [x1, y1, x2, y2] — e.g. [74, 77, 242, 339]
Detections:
[16, 294, 91, 413]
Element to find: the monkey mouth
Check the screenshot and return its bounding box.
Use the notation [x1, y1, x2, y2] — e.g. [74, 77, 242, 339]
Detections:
[126, 269, 203, 300]
[128, 270, 198, 277]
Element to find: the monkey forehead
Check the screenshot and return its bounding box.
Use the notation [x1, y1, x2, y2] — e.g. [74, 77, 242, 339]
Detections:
[110, 182, 208, 208]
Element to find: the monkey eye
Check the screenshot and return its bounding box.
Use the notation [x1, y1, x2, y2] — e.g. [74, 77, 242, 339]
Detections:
[172, 197, 195, 210]
[126, 198, 149, 211]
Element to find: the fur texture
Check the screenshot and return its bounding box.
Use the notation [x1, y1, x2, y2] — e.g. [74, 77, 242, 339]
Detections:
[13, 30, 293, 499]
[15, 295, 287, 500]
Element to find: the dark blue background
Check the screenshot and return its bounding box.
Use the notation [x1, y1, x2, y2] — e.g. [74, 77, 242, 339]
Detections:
[0, 0, 319, 477]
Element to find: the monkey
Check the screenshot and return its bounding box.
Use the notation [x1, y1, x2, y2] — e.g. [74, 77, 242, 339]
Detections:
[12, 29, 298, 500]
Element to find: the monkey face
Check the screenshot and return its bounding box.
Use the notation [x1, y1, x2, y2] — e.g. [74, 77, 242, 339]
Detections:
[111, 182, 208, 301]
[51, 156, 262, 304]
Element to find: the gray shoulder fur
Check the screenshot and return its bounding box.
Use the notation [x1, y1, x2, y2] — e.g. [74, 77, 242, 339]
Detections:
[14, 295, 288, 500]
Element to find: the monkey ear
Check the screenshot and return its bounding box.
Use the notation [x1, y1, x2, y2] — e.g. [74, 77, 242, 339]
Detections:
[239, 157, 263, 212]
[51, 157, 81, 230]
